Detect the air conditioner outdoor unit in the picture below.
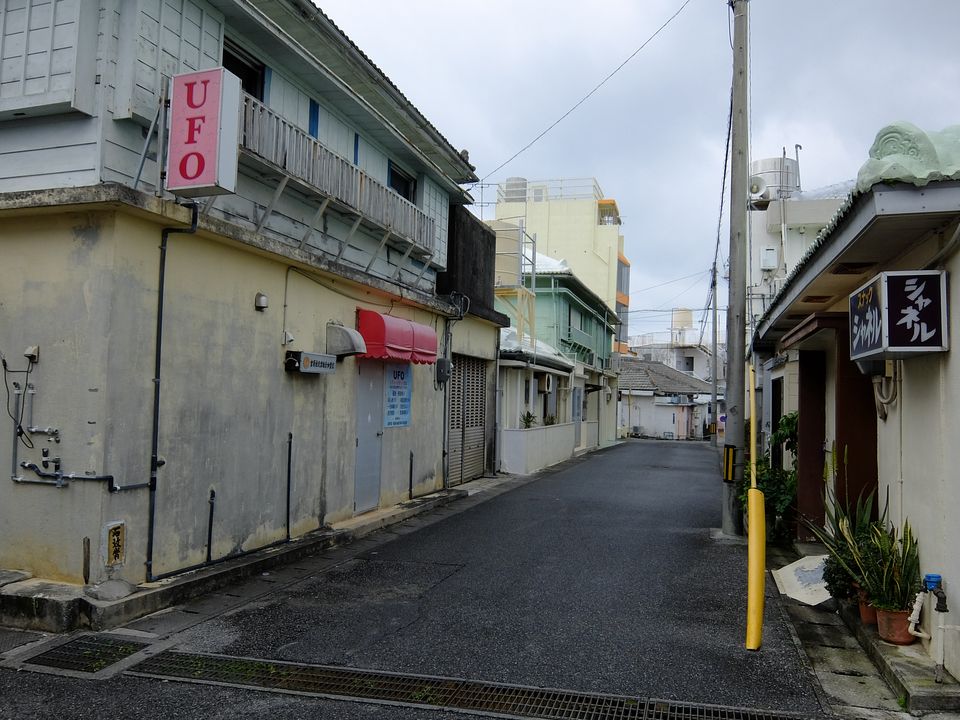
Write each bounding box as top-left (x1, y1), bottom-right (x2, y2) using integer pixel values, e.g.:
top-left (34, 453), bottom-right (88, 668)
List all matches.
top-left (537, 374), bottom-right (554, 393)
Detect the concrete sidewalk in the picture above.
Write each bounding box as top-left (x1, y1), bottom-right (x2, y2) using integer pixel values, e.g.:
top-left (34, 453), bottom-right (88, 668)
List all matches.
top-left (769, 544), bottom-right (960, 718)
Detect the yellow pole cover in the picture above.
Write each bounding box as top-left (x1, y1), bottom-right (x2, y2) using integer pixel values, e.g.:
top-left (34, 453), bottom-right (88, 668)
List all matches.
top-left (745, 364), bottom-right (765, 650)
top-left (745, 487), bottom-right (766, 649)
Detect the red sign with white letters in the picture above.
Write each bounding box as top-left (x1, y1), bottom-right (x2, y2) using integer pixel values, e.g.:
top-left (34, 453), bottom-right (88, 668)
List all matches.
top-left (166, 68), bottom-right (240, 197)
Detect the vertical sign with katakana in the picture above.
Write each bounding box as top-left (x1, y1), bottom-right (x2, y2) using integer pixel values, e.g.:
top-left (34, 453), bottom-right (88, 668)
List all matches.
top-left (886, 271), bottom-right (948, 352)
top-left (384, 363), bottom-right (412, 427)
top-left (850, 274), bottom-right (884, 360)
top-left (849, 270), bottom-right (948, 360)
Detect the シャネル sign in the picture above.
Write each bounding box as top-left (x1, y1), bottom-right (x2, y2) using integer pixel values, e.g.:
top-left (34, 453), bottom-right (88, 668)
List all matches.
top-left (166, 68), bottom-right (241, 197)
top-left (850, 270), bottom-right (949, 361)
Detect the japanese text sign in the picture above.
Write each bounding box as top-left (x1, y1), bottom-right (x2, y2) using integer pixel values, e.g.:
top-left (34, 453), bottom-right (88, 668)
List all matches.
top-left (166, 68), bottom-right (240, 197)
top-left (384, 364), bottom-right (412, 428)
top-left (850, 270), bottom-right (948, 361)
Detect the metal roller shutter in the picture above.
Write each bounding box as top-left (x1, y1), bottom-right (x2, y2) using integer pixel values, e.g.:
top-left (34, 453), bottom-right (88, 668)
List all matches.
top-left (447, 354), bottom-right (486, 486)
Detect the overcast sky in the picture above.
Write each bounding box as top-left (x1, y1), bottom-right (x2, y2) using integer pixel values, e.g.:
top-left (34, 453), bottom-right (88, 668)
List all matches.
top-left (315, 0), bottom-right (960, 341)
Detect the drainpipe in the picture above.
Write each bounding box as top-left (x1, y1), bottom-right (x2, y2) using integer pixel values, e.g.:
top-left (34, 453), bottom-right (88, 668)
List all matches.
top-left (493, 328), bottom-right (501, 473)
top-left (145, 202), bottom-right (199, 582)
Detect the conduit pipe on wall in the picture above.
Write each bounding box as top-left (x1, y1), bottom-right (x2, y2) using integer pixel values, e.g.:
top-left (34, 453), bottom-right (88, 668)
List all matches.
top-left (925, 222), bottom-right (960, 271)
top-left (441, 292), bottom-right (469, 490)
top-left (145, 203), bottom-right (199, 582)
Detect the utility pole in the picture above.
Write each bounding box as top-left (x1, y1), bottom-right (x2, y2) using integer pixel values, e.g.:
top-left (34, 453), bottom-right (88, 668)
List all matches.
top-left (723, 0), bottom-right (749, 536)
top-left (711, 262), bottom-right (719, 449)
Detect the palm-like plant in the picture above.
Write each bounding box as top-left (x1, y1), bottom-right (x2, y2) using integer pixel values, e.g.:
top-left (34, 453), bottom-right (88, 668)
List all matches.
top-left (848, 520), bottom-right (920, 611)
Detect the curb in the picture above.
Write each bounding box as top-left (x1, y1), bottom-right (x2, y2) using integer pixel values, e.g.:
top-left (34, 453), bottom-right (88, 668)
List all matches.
top-left (838, 599), bottom-right (960, 712)
top-left (0, 488), bottom-right (467, 634)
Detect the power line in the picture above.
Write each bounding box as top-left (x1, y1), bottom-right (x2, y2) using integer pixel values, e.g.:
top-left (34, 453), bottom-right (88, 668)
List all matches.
top-left (630, 268), bottom-right (710, 296)
top-left (475, 0), bottom-right (693, 184)
top-left (700, 85), bottom-right (734, 349)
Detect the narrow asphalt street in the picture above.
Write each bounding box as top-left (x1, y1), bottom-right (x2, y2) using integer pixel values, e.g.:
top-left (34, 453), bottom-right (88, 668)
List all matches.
top-left (0, 440), bottom-right (825, 719)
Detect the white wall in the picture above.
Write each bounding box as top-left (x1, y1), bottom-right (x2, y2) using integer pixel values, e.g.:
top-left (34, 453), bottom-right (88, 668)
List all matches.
top-left (501, 424), bottom-right (576, 475)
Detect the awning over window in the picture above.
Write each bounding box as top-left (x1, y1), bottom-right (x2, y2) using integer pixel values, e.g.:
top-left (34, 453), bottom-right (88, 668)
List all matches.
top-left (356, 309), bottom-right (438, 364)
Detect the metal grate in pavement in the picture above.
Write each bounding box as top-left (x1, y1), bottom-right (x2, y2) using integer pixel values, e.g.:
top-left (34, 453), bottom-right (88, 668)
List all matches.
top-left (129, 650), bottom-right (807, 720)
top-left (0, 628), bottom-right (43, 654)
top-left (25, 634), bottom-right (148, 673)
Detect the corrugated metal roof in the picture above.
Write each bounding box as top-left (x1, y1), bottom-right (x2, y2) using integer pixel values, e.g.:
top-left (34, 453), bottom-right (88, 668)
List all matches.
top-left (252, 0), bottom-right (478, 185)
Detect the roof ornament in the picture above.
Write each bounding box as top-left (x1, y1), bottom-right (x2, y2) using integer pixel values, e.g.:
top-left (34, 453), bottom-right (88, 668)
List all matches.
top-left (856, 122), bottom-right (960, 193)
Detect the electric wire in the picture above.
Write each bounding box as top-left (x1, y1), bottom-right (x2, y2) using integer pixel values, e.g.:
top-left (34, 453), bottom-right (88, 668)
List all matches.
top-left (630, 268), bottom-right (710, 296)
top-left (1, 355), bottom-right (35, 449)
top-left (701, 85), bottom-right (734, 350)
top-left (475, 0), bottom-right (693, 185)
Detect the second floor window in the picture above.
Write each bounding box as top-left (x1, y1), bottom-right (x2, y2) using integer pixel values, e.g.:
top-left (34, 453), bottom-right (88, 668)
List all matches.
top-left (388, 162), bottom-right (416, 202)
top-left (223, 37), bottom-right (265, 100)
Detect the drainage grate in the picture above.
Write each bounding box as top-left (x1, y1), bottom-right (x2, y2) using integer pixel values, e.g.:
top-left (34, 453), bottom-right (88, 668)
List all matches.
top-left (26, 634), bottom-right (148, 673)
top-left (130, 651), bottom-right (807, 720)
top-left (0, 628), bottom-right (43, 654)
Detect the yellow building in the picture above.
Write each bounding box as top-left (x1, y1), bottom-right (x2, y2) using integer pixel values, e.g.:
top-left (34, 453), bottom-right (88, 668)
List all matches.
top-left (495, 178), bottom-right (631, 353)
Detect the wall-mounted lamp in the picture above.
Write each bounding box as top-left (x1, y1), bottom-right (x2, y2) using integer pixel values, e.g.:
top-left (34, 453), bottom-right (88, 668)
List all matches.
top-left (254, 292), bottom-right (269, 311)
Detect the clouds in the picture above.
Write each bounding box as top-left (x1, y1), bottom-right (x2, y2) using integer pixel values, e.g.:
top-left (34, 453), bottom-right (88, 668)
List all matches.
top-left (316, 0), bottom-right (960, 339)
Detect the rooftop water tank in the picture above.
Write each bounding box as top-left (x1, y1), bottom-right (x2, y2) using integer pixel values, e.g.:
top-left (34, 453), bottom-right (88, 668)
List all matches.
top-left (503, 177), bottom-right (528, 203)
top-left (749, 157), bottom-right (800, 207)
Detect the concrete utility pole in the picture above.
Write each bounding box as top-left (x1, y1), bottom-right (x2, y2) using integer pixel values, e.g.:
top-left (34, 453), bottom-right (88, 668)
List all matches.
top-left (723, 0), bottom-right (749, 536)
top-left (711, 262), bottom-right (719, 449)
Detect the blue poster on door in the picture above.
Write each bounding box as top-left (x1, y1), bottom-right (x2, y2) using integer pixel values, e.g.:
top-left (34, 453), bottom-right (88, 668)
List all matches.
top-left (384, 363), bottom-right (412, 427)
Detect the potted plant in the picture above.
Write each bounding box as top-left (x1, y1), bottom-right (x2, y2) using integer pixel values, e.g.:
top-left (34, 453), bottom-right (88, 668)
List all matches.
top-left (843, 519), bottom-right (921, 644)
top-left (520, 411), bottom-right (537, 429)
top-left (804, 481), bottom-right (885, 624)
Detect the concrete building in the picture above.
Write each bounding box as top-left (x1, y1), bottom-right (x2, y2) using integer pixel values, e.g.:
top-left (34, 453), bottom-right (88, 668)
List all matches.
top-left (630, 309), bottom-right (726, 384)
top-left (752, 122), bottom-right (960, 683)
top-left (744, 154), bottom-right (848, 446)
top-left (491, 225), bottom-right (618, 472)
top-left (494, 178), bottom-right (631, 353)
top-left (0, 0), bottom-right (503, 591)
top-left (618, 358), bottom-right (711, 440)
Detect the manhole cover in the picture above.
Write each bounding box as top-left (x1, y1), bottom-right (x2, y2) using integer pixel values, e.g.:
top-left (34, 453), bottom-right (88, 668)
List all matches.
top-left (129, 650), bottom-right (808, 720)
top-left (26, 634), bottom-right (148, 673)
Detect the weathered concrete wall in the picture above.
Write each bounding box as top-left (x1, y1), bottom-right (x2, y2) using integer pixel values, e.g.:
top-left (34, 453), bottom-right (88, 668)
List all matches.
top-left (874, 248), bottom-right (960, 683)
top-left (0, 203), bottom-right (446, 584)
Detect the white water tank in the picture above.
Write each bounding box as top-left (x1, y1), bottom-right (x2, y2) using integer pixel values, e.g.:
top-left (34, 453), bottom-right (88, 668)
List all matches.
top-left (749, 157), bottom-right (800, 205)
top-left (503, 177), bottom-right (528, 203)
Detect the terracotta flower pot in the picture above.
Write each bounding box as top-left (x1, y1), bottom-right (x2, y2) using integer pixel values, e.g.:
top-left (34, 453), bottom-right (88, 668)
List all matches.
top-left (856, 587), bottom-right (877, 625)
top-left (876, 608), bottom-right (915, 645)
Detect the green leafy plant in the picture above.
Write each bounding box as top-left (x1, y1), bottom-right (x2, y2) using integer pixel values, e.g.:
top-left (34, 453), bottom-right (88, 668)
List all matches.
top-left (802, 445), bottom-right (888, 601)
top-left (543, 415), bottom-right (557, 426)
top-left (843, 519), bottom-right (921, 611)
top-left (737, 412), bottom-right (799, 543)
top-left (520, 411), bottom-right (537, 429)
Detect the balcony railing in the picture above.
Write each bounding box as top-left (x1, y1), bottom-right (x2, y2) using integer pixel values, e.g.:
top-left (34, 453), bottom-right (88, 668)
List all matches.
top-left (239, 94), bottom-right (435, 256)
top-left (565, 325), bottom-right (593, 348)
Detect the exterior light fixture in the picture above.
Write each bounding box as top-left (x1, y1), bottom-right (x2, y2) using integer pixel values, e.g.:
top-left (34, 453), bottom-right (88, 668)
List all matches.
top-left (254, 292), bottom-right (269, 311)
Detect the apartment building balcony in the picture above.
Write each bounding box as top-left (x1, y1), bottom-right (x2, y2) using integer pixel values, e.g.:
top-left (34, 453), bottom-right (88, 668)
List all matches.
top-left (238, 94), bottom-right (436, 261)
top-left (565, 325), bottom-right (593, 349)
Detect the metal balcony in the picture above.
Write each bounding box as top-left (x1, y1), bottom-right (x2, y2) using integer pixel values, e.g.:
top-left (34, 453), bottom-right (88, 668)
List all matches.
top-left (238, 94), bottom-right (436, 259)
